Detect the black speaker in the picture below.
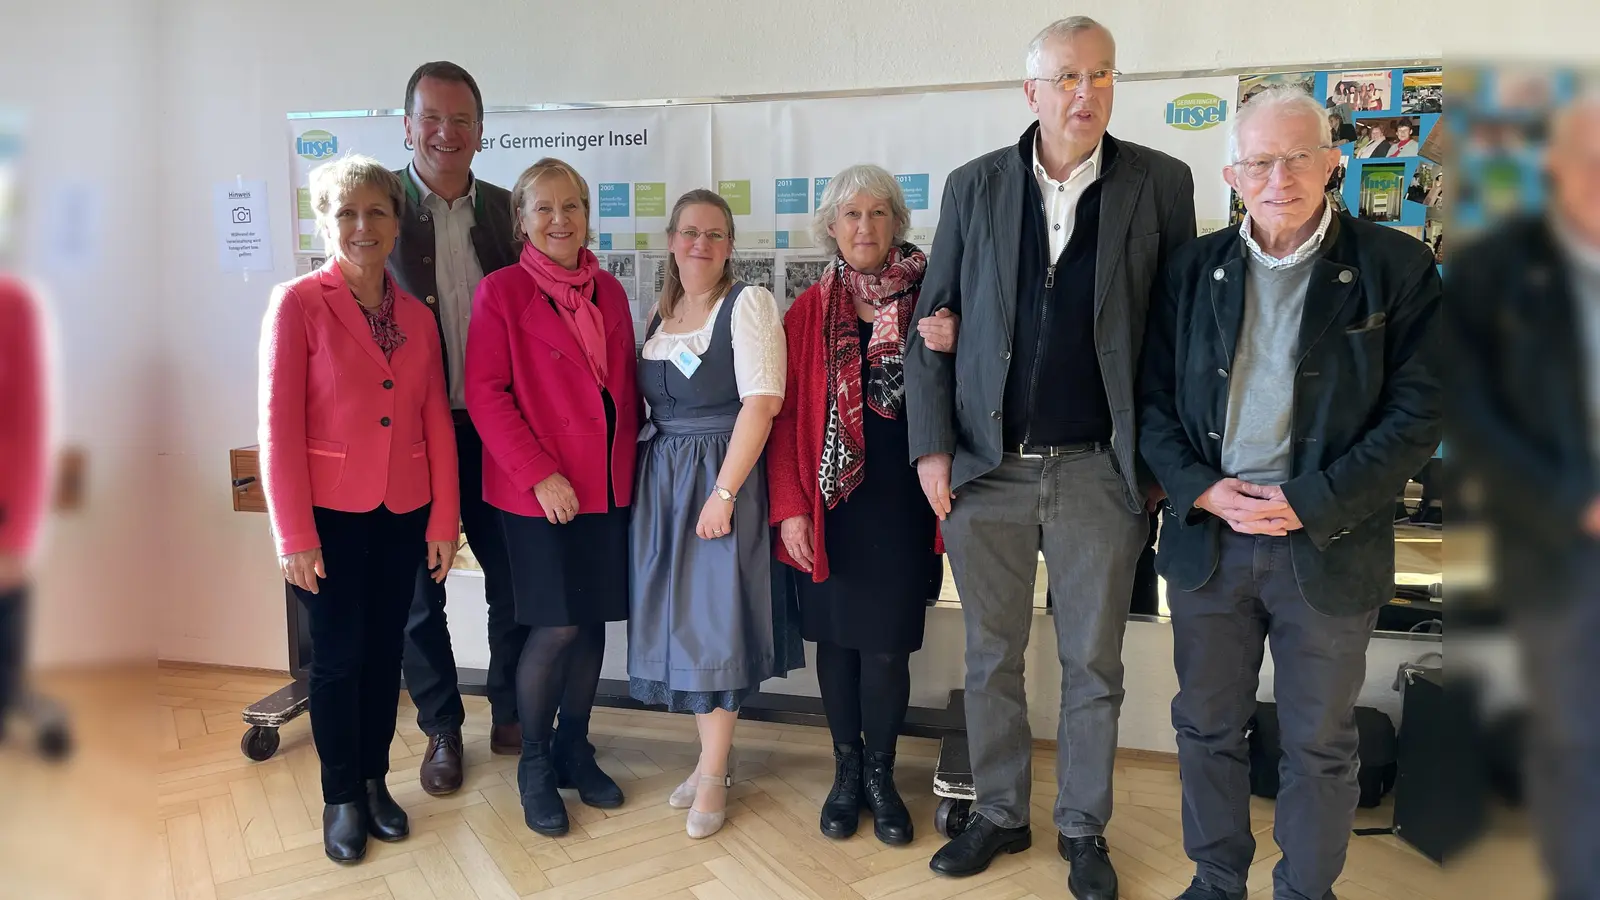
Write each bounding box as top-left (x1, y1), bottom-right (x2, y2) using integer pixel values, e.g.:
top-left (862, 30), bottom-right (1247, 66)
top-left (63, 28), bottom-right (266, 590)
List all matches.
top-left (1391, 667), bottom-right (1484, 863)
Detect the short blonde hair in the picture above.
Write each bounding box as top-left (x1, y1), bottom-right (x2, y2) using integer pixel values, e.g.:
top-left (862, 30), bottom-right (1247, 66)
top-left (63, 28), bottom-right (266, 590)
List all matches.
top-left (511, 157), bottom-right (595, 245)
top-left (810, 164), bottom-right (912, 256)
top-left (308, 154), bottom-right (405, 232)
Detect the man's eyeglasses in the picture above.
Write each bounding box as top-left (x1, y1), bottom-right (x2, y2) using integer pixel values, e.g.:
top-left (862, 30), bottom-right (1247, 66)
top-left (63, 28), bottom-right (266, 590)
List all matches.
top-left (1230, 147), bottom-right (1332, 181)
top-left (1030, 69), bottom-right (1121, 92)
top-left (673, 228), bottom-right (728, 244)
top-left (412, 113), bottom-right (478, 130)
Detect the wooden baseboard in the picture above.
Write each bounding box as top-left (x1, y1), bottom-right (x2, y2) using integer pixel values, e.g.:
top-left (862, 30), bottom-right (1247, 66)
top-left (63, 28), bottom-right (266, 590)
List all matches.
top-left (158, 659), bottom-right (292, 679)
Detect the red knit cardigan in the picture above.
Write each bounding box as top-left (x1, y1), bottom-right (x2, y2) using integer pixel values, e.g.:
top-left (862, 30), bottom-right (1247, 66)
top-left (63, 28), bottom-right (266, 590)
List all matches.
top-left (767, 281), bottom-right (943, 582)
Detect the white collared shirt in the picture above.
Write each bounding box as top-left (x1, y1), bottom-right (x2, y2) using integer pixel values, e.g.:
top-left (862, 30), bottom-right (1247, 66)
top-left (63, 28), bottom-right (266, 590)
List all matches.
top-left (1238, 201), bottom-right (1334, 270)
top-left (1032, 133), bottom-right (1103, 262)
top-left (408, 165), bottom-right (485, 409)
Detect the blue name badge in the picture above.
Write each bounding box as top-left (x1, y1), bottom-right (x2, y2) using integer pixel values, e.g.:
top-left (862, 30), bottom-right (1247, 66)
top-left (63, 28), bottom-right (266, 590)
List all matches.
top-left (670, 342), bottom-right (702, 379)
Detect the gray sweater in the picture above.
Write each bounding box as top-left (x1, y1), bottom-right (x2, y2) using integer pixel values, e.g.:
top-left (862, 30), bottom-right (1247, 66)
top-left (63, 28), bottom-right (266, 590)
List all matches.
top-left (1220, 252), bottom-right (1321, 485)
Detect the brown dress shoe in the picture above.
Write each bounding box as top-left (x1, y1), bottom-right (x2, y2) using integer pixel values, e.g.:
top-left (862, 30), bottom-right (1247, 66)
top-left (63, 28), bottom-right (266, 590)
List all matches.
top-left (490, 722), bottom-right (523, 756)
top-left (419, 731), bottom-right (464, 796)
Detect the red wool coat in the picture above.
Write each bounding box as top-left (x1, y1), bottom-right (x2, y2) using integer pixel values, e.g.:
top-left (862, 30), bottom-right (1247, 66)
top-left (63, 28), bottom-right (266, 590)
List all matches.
top-left (767, 281), bottom-right (942, 582)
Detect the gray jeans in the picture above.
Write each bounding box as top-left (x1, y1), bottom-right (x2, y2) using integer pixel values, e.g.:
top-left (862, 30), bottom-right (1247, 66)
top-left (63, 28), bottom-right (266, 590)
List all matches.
top-left (1170, 530), bottom-right (1377, 900)
top-left (943, 450), bottom-right (1146, 836)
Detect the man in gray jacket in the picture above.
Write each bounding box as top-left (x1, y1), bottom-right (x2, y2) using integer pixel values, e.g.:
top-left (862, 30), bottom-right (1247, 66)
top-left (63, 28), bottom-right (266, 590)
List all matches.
top-left (904, 17), bottom-right (1195, 899)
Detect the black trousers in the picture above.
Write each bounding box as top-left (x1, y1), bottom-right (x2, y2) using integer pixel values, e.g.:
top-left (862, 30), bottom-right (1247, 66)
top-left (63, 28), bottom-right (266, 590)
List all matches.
top-left (1129, 509), bottom-right (1161, 617)
top-left (401, 414), bottom-right (527, 734)
top-left (0, 585), bottom-right (25, 735)
top-left (295, 504), bottom-right (428, 804)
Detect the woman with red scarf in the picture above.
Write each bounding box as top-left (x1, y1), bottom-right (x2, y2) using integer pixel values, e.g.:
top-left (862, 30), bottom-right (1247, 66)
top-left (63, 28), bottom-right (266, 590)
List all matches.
top-left (466, 158), bottom-right (640, 836)
top-left (768, 165), bottom-right (952, 846)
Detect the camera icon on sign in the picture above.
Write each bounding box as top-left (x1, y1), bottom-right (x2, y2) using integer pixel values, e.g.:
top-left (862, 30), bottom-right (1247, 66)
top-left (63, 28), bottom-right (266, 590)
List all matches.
top-left (231, 207), bottom-right (252, 225)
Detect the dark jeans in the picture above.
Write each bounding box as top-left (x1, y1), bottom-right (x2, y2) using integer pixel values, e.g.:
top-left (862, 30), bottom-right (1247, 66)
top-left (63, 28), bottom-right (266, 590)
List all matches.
top-left (1170, 531), bottom-right (1377, 900)
top-left (295, 504), bottom-right (429, 804)
top-left (0, 585), bottom-right (25, 737)
top-left (1513, 554), bottom-right (1600, 900)
top-left (401, 414), bottom-right (527, 734)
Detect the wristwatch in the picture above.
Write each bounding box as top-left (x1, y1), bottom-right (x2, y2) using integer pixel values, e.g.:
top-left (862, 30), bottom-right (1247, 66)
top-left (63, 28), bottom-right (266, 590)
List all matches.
top-left (713, 484), bottom-right (736, 503)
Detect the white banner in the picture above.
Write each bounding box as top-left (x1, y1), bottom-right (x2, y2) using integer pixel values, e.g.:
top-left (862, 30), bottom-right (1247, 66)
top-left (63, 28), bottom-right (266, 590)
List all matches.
top-left (287, 76), bottom-right (1236, 327)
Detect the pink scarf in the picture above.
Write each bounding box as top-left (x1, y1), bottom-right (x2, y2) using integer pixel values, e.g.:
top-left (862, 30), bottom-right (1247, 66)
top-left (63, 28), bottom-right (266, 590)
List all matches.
top-left (520, 243), bottom-right (608, 385)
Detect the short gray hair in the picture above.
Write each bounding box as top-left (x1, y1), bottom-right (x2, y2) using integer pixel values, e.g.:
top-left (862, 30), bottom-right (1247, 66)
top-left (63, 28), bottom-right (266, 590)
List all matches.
top-left (810, 164), bottom-right (912, 256)
top-left (309, 154), bottom-right (405, 229)
top-left (1229, 85), bottom-right (1332, 162)
top-left (1025, 17), bottom-right (1114, 78)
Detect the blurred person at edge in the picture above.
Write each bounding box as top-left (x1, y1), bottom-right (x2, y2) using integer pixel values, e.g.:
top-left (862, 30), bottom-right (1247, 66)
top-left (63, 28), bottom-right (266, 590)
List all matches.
top-left (1140, 87), bottom-right (1441, 900)
top-left (0, 275), bottom-right (47, 742)
top-left (258, 154), bottom-right (460, 864)
top-left (1450, 89), bottom-right (1600, 899)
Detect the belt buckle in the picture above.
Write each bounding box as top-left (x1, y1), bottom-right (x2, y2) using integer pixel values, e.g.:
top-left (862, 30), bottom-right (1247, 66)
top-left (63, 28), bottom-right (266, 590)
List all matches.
top-left (1017, 445), bottom-right (1052, 460)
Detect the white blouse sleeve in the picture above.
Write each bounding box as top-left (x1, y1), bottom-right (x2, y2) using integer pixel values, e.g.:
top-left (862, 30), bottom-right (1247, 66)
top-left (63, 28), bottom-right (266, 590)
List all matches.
top-left (730, 285), bottom-right (787, 399)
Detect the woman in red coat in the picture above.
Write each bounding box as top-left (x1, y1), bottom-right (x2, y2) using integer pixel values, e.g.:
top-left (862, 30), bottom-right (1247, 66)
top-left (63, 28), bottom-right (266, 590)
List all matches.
top-left (466, 157), bottom-right (640, 837)
top-left (258, 155), bottom-right (460, 863)
top-left (0, 276), bottom-right (47, 744)
top-left (767, 164), bottom-right (955, 845)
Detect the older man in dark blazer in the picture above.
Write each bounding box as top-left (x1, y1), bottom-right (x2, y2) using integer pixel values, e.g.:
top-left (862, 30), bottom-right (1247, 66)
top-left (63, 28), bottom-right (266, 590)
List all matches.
top-left (904, 17), bottom-right (1195, 898)
top-left (387, 61), bottom-right (523, 797)
top-left (1140, 87), bottom-right (1439, 900)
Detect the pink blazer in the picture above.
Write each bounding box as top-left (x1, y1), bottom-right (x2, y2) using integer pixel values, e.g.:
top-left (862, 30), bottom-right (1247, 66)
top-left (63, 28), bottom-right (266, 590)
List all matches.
top-left (0, 277), bottom-right (47, 556)
top-left (258, 261), bottom-right (460, 557)
top-left (466, 263), bottom-right (640, 518)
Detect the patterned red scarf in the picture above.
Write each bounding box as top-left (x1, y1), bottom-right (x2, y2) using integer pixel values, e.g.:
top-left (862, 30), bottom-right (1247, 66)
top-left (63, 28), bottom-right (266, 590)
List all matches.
top-left (520, 243), bottom-right (608, 386)
top-left (817, 243), bottom-right (927, 508)
top-left (357, 275), bottom-right (406, 361)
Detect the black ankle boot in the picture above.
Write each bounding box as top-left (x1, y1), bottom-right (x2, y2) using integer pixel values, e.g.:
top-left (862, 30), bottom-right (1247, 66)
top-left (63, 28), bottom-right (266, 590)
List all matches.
top-left (322, 801), bottom-right (367, 863)
top-left (364, 779), bottom-right (409, 841)
top-left (863, 750), bottom-right (912, 845)
top-left (517, 739), bottom-right (570, 836)
top-left (819, 741), bottom-right (864, 839)
top-left (552, 727), bottom-right (624, 809)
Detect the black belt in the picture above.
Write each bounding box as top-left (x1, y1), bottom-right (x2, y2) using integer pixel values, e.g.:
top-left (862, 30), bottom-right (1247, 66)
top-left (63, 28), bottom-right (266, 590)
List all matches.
top-left (1013, 440), bottom-right (1110, 459)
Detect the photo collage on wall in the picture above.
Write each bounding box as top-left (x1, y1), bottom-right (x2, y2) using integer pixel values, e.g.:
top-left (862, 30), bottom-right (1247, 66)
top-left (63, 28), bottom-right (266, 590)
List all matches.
top-left (1233, 66), bottom-right (1443, 267)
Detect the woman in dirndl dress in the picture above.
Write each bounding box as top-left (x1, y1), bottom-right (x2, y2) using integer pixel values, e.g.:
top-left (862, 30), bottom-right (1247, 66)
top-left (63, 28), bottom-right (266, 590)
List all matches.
top-left (629, 189), bottom-right (796, 839)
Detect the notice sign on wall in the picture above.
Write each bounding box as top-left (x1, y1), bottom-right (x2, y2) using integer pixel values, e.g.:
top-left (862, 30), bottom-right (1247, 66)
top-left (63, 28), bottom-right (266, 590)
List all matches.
top-left (214, 179), bottom-right (273, 272)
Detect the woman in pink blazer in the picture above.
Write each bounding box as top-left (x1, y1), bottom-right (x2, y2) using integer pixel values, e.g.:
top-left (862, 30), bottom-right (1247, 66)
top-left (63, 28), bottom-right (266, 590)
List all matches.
top-left (466, 157), bottom-right (640, 836)
top-left (0, 276), bottom-right (47, 739)
top-left (258, 155), bottom-right (460, 864)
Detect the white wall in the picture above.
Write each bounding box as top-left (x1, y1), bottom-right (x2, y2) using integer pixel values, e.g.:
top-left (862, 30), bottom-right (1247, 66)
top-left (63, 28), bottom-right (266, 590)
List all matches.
top-left (107, 0), bottom-right (1442, 745)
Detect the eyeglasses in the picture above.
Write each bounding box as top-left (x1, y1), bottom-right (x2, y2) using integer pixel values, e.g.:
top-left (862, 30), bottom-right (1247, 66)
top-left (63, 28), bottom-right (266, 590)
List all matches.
top-left (1031, 69), bottom-right (1121, 92)
top-left (412, 112), bottom-right (478, 130)
top-left (673, 228), bottom-right (728, 244)
top-left (1230, 147), bottom-right (1332, 181)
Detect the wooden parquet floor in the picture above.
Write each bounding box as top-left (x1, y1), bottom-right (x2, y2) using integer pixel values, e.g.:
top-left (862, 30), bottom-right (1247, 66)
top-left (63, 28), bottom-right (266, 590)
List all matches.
top-left (145, 663), bottom-right (1490, 900)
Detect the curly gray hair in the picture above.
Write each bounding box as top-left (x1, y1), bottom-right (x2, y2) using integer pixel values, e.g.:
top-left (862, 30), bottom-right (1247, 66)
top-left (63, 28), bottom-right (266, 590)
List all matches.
top-left (810, 164), bottom-right (912, 256)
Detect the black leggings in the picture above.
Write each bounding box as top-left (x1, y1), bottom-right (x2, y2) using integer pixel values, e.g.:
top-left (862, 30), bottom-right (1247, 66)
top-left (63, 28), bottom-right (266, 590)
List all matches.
top-left (814, 640), bottom-right (911, 753)
top-left (515, 623), bottom-right (607, 744)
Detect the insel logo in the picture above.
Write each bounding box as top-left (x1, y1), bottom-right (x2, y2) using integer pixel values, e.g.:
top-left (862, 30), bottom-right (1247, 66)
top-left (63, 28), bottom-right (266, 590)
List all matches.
top-left (1166, 93), bottom-right (1228, 131)
top-left (296, 129), bottom-right (338, 160)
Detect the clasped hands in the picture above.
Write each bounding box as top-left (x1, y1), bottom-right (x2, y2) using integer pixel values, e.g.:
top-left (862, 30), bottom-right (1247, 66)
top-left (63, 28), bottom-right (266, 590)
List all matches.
top-left (1196, 478), bottom-right (1303, 536)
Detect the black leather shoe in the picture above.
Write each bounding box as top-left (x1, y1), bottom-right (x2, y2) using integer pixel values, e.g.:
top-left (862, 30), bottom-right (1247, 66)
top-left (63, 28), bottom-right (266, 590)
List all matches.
top-left (364, 779), bottom-right (409, 841)
top-left (518, 739), bottom-right (570, 836)
top-left (819, 741), bottom-right (864, 839)
top-left (322, 802), bottom-right (368, 863)
top-left (1175, 876), bottom-right (1244, 900)
top-left (929, 814), bottom-right (1032, 876)
top-left (1058, 834), bottom-right (1118, 899)
top-left (863, 750), bottom-right (912, 845)
top-left (552, 728), bottom-right (624, 809)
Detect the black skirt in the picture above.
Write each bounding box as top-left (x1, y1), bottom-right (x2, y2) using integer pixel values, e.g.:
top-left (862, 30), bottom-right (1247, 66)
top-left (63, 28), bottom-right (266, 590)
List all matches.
top-left (500, 387), bottom-right (630, 628)
top-left (795, 322), bottom-right (940, 654)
